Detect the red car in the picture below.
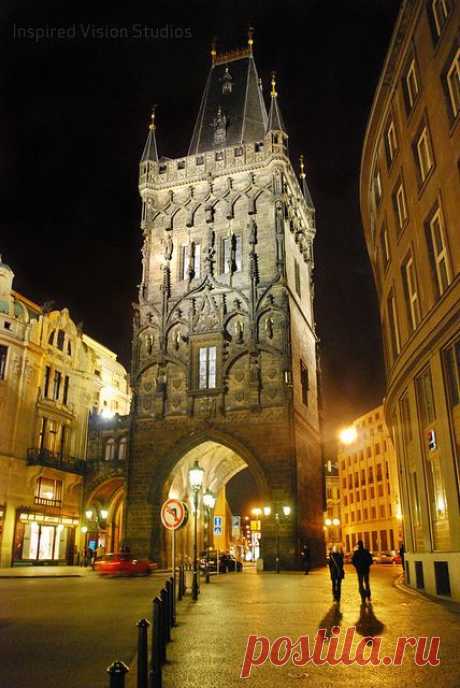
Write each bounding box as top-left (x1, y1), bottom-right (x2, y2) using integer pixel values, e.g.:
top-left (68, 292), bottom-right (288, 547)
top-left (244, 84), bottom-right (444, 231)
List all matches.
top-left (94, 553), bottom-right (158, 576)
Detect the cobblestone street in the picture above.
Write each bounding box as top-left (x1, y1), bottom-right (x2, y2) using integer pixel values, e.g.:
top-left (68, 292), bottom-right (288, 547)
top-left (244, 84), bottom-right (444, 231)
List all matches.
top-left (164, 565), bottom-right (460, 688)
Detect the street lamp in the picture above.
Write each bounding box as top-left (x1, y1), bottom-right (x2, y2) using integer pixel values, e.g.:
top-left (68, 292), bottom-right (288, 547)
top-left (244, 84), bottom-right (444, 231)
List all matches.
top-left (203, 491), bottom-right (216, 583)
top-left (188, 460), bottom-right (204, 601)
top-left (99, 508), bottom-right (109, 520)
top-left (85, 509), bottom-right (93, 520)
top-left (339, 426), bottom-right (357, 445)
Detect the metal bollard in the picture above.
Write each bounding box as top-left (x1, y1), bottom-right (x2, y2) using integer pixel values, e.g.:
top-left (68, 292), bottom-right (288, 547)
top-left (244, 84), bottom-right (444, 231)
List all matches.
top-left (166, 578), bottom-right (174, 628)
top-left (170, 575), bottom-right (176, 626)
top-left (136, 618), bottom-right (150, 688)
top-left (107, 660), bottom-right (129, 688)
top-left (150, 597), bottom-right (162, 687)
top-left (161, 587), bottom-right (171, 643)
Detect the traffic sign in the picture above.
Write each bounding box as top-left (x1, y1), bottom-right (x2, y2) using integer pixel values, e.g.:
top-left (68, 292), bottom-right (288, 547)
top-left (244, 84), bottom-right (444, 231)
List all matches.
top-left (161, 499), bottom-right (188, 531)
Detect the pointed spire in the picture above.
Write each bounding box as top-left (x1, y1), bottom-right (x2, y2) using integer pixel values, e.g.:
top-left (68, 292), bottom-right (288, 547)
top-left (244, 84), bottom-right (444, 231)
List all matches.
top-left (299, 154), bottom-right (314, 209)
top-left (141, 106), bottom-right (158, 163)
top-left (267, 72), bottom-right (286, 134)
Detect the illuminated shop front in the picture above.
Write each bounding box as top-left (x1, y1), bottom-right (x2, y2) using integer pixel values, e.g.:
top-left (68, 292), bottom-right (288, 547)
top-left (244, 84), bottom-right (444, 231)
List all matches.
top-left (13, 511), bottom-right (79, 565)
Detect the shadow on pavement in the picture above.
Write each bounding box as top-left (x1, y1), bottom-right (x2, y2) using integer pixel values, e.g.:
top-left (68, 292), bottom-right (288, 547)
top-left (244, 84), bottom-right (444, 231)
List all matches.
top-left (354, 602), bottom-right (385, 638)
top-left (318, 603), bottom-right (343, 637)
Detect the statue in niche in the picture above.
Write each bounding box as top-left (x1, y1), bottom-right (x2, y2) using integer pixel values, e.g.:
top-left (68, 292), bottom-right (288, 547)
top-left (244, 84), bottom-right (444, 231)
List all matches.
top-left (143, 333), bottom-right (153, 357)
top-left (211, 106), bottom-right (228, 146)
top-left (265, 317), bottom-right (274, 340)
top-left (173, 330), bottom-right (181, 351)
top-left (236, 319), bottom-right (244, 344)
top-left (248, 218), bottom-right (257, 246)
top-left (163, 233), bottom-right (173, 261)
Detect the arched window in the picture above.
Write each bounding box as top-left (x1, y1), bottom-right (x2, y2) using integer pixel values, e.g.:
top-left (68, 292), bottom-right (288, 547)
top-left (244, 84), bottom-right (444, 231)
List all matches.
top-left (118, 437), bottom-right (128, 460)
top-left (57, 330), bottom-right (65, 351)
top-left (48, 330), bottom-right (55, 345)
top-left (104, 438), bottom-right (115, 461)
top-left (67, 340), bottom-right (72, 356)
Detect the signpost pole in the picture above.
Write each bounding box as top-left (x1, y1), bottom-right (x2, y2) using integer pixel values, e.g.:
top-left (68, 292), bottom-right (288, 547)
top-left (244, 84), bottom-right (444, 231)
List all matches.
top-left (171, 527), bottom-right (176, 625)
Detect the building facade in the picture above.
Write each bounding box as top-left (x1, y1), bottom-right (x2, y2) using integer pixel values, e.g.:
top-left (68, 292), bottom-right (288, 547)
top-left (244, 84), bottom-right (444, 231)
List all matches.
top-left (338, 406), bottom-right (403, 556)
top-left (323, 460), bottom-right (341, 552)
top-left (0, 257), bottom-right (130, 566)
top-left (126, 35), bottom-right (323, 569)
top-left (360, 0), bottom-right (460, 599)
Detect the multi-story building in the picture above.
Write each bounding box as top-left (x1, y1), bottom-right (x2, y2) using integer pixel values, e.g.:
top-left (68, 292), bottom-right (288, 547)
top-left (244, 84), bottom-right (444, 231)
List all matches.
top-left (0, 256), bottom-right (130, 566)
top-left (323, 460), bottom-right (341, 551)
top-left (126, 33), bottom-right (323, 569)
top-left (360, 0), bottom-right (460, 600)
top-left (338, 405), bottom-right (403, 556)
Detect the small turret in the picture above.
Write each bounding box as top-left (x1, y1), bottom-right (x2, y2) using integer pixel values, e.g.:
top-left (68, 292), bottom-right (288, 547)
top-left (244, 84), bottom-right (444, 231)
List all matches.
top-left (141, 107), bottom-right (158, 163)
top-left (266, 72), bottom-right (288, 152)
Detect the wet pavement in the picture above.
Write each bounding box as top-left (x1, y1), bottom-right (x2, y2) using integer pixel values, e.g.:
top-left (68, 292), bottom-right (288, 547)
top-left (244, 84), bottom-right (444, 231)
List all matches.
top-left (163, 564), bottom-right (460, 688)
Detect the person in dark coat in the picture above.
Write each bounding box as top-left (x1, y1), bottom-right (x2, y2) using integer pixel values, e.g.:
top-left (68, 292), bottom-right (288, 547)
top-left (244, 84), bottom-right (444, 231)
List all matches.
top-left (328, 546), bottom-right (345, 602)
top-left (301, 544), bottom-right (311, 575)
top-left (399, 542), bottom-right (405, 570)
top-left (351, 540), bottom-right (373, 603)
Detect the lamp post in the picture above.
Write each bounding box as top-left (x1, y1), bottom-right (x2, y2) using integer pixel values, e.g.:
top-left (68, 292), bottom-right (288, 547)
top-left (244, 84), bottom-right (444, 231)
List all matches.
top-left (203, 491), bottom-right (216, 583)
top-left (188, 460), bottom-right (204, 601)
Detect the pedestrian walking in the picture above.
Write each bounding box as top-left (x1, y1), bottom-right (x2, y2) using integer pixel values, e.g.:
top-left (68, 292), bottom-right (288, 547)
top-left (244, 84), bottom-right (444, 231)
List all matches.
top-left (327, 546), bottom-right (344, 602)
top-left (399, 542), bottom-right (405, 570)
top-left (301, 544), bottom-right (311, 575)
top-left (351, 540), bottom-right (373, 603)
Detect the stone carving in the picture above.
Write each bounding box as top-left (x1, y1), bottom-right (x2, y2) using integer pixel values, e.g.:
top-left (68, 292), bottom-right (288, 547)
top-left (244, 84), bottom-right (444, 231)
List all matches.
top-left (211, 106), bottom-right (228, 146)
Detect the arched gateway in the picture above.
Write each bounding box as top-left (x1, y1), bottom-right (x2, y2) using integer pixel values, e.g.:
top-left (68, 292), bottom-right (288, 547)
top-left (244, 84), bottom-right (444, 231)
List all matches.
top-left (126, 37), bottom-right (323, 569)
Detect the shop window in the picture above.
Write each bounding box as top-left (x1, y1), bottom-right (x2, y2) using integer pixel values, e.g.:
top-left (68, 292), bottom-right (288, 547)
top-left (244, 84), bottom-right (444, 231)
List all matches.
top-left (434, 561), bottom-right (451, 596)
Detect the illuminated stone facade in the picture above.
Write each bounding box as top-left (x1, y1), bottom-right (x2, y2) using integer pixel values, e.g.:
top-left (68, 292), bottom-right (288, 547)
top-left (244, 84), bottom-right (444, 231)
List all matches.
top-left (360, 0), bottom-right (460, 598)
top-left (0, 257), bottom-right (130, 566)
top-left (337, 406), bottom-right (402, 556)
top-left (126, 41), bottom-right (323, 568)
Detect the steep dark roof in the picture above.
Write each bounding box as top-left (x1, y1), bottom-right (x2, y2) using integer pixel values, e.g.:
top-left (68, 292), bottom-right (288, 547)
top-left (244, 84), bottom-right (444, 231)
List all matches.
top-left (141, 125), bottom-right (158, 162)
top-left (267, 93), bottom-right (286, 133)
top-left (188, 55), bottom-right (268, 155)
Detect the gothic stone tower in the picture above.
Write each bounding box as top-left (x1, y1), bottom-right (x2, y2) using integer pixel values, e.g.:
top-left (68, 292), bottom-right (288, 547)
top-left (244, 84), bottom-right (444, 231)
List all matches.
top-left (126, 36), bottom-right (323, 569)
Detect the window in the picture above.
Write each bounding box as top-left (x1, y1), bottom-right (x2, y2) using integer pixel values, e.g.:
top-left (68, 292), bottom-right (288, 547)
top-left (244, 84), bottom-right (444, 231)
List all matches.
top-left (387, 290), bottom-right (401, 360)
top-left (371, 507), bottom-right (376, 519)
top-left (377, 464), bottom-right (383, 481)
top-left (393, 181), bottom-right (408, 231)
top-left (182, 243), bottom-right (200, 280)
top-left (380, 224), bottom-right (391, 271)
top-left (372, 166), bottom-right (382, 208)
top-left (445, 49), bottom-right (460, 119)
top-left (416, 367), bottom-right (436, 427)
top-left (361, 469), bottom-right (366, 485)
top-left (199, 346), bottom-right (217, 390)
top-left (404, 59), bottom-right (420, 112)
top-left (105, 438), bottom-right (115, 461)
top-left (444, 339), bottom-right (460, 407)
top-left (385, 119), bottom-right (398, 166)
top-left (401, 254), bottom-right (422, 331)
top-left (48, 330), bottom-right (55, 345)
top-left (293, 259), bottom-right (301, 297)
top-left (432, 0), bottom-right (450, 36)
top-left (300, 360), bottom-right (309, 406)
top-left (193, 243), bottom-right (201, 278)
top-left (56, 330), bottom-right (65, 351)
top-left (0, 345), bottom-right (8, 379)
top-left (379, 505), bottom-right (386, 518)
top-left (223, 235), bottom-right (242, 274)
top-left (426, 207), bottom-right (452, 297)
top-left (35, 477), bottom-right (62, 507)
top-left (63, 376), bottom-right (70, 406)
top-left (414, 126), bottom-right (434, 184)
top-left (53, 371), bottom-right (62, 401)
top-left (368, 466), bottom-right (374, 483)
top-left (118, 437), bottom-right (128, 460)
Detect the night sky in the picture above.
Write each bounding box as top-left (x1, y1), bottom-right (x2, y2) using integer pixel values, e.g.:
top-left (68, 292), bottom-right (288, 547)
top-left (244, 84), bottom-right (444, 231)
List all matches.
top-left (3, 1), bottom-right (401, 510)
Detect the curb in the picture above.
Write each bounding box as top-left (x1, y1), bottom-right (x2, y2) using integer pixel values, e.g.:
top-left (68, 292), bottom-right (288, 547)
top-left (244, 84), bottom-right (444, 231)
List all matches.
top-left (393, 572), bottom-right (460, 614)
top-left (0, 574), bottom-right (83, 579)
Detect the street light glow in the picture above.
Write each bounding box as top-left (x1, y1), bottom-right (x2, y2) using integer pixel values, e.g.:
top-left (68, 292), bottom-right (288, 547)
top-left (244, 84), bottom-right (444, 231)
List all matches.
top-left (251, 507), bottom-right (262, 517)
top-left (282, 506), bottom-right (291, 516)
top-left (188, 460), bottom-right (204, 491)
top-left (81, 526), bottom-right (88, 534)
top-left (324, 518), bottom-right (332, 526)
top-left (339, 426), bottom-right (357, 445)
top-left (332, 518), bottom-right (340, 526)
top-left (263, 506), bottom-right (271, 517)
top-left (203, 491), bottom-right (216, 509)
top-left (100, 509), bottom-right (109, 520)
top-left (85, 509), bottom-right (93, 520)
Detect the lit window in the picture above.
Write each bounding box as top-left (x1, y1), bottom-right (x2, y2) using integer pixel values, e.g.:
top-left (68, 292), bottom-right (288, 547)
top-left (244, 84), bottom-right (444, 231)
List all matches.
top-left (0, 345), bottom-right (8, 380)
top-left (405, 59), bottom-right (420, 110)
top-left (199, 346), bottom-right (217, 390)
top-left (393, 182), bottom-right (408, 231)
top-left (387, 290), bottom-right (401, 359)
top-left (380, 224), bottom-right (390, 271)
top-left (35, 477), bottom-right (62, 506)
top-left (415, 127), bottom-right (434, 183)
top-left (402, 254), bottom-right (422, 331)
top-left (432, 0), bottom-right (449, 36)
top-left (105, 438), bottom-right (115, 461)
top-left (427, 208), bottom-right (452, 297)
top-left (385, 120), bottom-right (398, 165)
top-left (372, 166), bottom-right (382, 207)
top-left (446, 49), bottom-right (460, 119)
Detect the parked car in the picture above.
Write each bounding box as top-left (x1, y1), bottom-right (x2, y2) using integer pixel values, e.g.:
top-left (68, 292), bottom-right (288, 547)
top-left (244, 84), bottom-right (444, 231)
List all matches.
top-left (375, 551), bottom-right (401, 565)
top-left (94, 553), bottom-right (158, 576)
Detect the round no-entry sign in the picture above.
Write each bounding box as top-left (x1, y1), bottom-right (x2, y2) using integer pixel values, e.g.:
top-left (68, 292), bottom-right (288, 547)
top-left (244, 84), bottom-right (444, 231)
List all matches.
top-left (160, 498), bottom-right (187, 531)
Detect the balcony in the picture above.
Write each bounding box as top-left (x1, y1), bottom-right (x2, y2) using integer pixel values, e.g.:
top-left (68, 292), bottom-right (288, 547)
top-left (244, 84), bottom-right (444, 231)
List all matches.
top-left (27, 448), bottom-right (86, 475)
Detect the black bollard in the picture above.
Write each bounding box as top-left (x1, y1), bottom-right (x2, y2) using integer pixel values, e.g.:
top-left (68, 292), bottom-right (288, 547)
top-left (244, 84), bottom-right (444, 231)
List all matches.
top-left (158, 593), bottom-right (166, 663)
top-left (161, 587), bottom-right (171, 643)
top-left (107, 660), bottom-right (129, 688)
top-left (136, 618), bottom-right (150, 688)
top-left (178, 565), bottom-right (183, 601)
top-left (150, 597), bottom-right (162, 687)
top-left (167, 578), bottom-right (175, 628)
